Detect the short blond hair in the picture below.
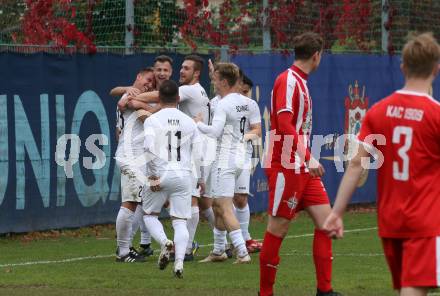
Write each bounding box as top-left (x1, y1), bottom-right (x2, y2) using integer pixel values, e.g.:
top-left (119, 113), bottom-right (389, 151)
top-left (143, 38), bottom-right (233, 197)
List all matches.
top-left (402, 32), bottom-right (440, 79)
top-left (214, 62), bottom-right (240, 87)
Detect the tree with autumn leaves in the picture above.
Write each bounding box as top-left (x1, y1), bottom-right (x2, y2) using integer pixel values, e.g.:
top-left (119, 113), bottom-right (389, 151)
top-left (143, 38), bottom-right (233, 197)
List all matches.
top-left (12, 0), bottom-right (96, 53)
top-left (4, 0), bottom-right (438, 54)
top-left (178, 0), bottom-right (377, 52)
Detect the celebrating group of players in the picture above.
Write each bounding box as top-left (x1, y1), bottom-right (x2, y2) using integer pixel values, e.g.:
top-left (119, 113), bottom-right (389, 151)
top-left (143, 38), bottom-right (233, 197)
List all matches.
top-left (111, 30), bottom-right (440, 296)
top-left (112, 54), bottom-right (263, 278)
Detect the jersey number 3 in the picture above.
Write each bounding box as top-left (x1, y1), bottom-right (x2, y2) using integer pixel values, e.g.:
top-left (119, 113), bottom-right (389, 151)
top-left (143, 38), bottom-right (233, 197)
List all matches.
top-left (392, 126), bottom-right (413, 181)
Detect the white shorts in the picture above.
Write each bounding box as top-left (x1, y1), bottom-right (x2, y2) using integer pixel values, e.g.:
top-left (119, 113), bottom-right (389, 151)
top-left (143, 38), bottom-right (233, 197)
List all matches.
top-left (191, 164), bottom-right (213, 198)
top-left (211, 165), bottom-right (250, 198)
top-left (120, 167), bottom-right (145, 203)
top-left (142, 171), bottom-right (192, 219)
top-left (235, 168), bottom-right (250, 194)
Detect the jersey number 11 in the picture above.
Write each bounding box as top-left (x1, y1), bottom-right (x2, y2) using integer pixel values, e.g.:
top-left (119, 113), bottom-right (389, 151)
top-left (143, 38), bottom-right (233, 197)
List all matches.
top-left (166, 131), bottom-right (181, 161)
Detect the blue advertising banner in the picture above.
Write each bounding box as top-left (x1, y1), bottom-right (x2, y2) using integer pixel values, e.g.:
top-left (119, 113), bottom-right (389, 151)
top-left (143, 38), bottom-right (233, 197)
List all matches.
top-left (232, 53), bottom-right (440, 212)
top-left (1, 52), bottom-right (439, 233)
top-left (0, 52), bottom-right (212, 233)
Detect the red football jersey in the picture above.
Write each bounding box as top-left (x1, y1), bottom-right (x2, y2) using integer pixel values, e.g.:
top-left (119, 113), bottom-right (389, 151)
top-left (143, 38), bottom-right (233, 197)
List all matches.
top-left (268, 65), bottom-right (312, 172)
top-left (358, 90), bottom-right (440, 238)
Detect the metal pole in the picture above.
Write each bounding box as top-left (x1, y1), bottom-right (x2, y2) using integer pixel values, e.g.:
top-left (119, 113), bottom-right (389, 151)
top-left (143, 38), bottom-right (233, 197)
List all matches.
top-left (125, 0), bottom-right (134, 55)
top-left (262, 0), bottom-right (271, 51)
top-left (381, 0), bottom-right (389, 53)
top-left (220, 45), bottom-right (229, 62)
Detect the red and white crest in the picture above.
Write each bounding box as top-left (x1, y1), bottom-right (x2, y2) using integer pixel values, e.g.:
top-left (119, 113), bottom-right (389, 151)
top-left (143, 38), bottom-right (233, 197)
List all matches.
top-left (344, 80), bottom-right (369, 136)
top-left (344, 81), bottom-right (369, 186)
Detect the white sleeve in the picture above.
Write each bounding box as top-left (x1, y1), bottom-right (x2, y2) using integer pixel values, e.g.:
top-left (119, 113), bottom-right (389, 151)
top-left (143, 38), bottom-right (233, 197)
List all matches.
top-left (249, 100), bottom-right (261, 125)
top-left (116, 108), bottom-right (122, 129)
top-left (191, 127), bottom-right (204, 179)
top-left (143, 118), bottom-right (160, 176)
top-left (116, 94), bottom-right (128, 129)
top-left (179, 85), bottom-right (193, 103)
top-left (197, 103), bottom-right (226, 138)
top-left (143, 119), bottom-right (156, 151)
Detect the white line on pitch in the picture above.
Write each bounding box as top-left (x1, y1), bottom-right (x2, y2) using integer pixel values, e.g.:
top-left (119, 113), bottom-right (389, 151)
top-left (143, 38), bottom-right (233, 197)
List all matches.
top-left (0, 226), bottom-right (377, 268)
top-left (281, 252), bottom-right (383, 257)
top-left (0, 254), bottom-right (114, 268)
top-left (197, 226), bottom-right (378, 248)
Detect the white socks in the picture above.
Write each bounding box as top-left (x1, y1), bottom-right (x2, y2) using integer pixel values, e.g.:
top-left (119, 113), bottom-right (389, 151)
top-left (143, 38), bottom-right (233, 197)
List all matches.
top-left (173, 219), bottom-right (189, 263)
top-left (142, 216), bottom-right (189, 265)
top-left (213, 227), bottom-right (227, 254)
top-left (138, 207), bottom-right (152, 246)
top-left (229, 229), bottom-right (248, 257)
top-left (235, 204), bottom-right (251, 241)
top-left (116, 206), bottom-right (134, 256)
top-left (202, 207), bottom-right (215, 229)
top-left (140, 220), bottom-right (152, 246)
top-left (130, 205), bottom-right (151, 247)
top-left (143, 215), bottom-right (168, 247)
top-left (186, 206), bottom-right (200, 254)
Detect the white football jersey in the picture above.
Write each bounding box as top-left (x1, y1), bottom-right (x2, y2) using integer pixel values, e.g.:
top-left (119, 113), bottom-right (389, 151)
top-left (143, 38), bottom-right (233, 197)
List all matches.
top-left (115, 94), bottom-right (145, 164)
top-left (197, 95), bottom-right (220, 166)
top-left (143, 107), bottom-right (202, 175)
top-left (179, 83), bottom-right (210, 124)
top-left (209, 95), bottom-right (221, 125)
top-left (241, 94), bottom-right (261, 155)
top-left (197, 93), bottom-right (260, 167)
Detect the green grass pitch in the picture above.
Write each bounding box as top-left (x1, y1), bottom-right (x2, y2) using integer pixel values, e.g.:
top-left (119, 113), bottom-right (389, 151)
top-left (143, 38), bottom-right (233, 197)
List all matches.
top-left (1, 211), bottom-right (436, 296)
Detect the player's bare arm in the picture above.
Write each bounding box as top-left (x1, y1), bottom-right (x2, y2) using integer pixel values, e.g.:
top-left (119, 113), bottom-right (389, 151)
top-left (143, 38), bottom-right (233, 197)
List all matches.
top-left (126, 97), bottom-right (151, 111)
top-left (133, 91), bottom-right (160, 104)
top-left (323, 144), bottom-right (370, 238)
top-left (243, 123), bottom-right (262, 142)
top-left (117, 95), bottom-right (129, 112)
top-left (208, 59), bottom-right (215, 79)
top-left (193, 112), bottom-right (203, 123)
top-left (307, 157), bottom-right (326, 178)
top-left (136, 105), bottom-right (161, 122)
top-left (118, 91), bottom-right (159, 111)
top-left (109, 86), bottom-right (141, 97)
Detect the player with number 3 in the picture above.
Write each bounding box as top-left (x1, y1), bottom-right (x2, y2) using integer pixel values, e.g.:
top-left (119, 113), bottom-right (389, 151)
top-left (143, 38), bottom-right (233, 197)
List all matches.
top-left (323, 32), bottom-right (440, 296)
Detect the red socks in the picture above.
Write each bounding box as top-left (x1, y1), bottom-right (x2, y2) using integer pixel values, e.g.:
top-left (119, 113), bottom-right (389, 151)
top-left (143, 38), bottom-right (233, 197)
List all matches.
top-left (313, 229), bottom-right (333, 292)
top-left (259, 229), bottom-right (333, 295)
top-left (259, 231), bottom-right (283, 296)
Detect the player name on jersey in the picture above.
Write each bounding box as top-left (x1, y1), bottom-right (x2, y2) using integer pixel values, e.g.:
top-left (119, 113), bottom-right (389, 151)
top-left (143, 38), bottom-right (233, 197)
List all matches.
top-left (168, 119), bottom-right (180, 126)
top-left (386, 105), bottom-right (424, 121)
top-left (236, 105), bottom-right (249, 112)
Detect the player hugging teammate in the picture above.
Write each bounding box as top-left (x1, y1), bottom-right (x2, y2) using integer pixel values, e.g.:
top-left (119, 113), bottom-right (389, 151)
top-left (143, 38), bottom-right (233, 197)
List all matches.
top-left (110, 54), bottom-right (263, 277)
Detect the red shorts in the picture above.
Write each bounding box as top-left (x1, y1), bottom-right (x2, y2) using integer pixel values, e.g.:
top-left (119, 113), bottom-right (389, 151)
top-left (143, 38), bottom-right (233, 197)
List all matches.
top-left (265, 169), bottom-right (330, 220)
top-left (382, 236), bottom-right (440, 289)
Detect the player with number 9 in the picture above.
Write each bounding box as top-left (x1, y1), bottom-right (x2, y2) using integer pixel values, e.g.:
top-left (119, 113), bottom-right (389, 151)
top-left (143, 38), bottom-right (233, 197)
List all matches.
top-left (195, 63), bottom-right (261, 264)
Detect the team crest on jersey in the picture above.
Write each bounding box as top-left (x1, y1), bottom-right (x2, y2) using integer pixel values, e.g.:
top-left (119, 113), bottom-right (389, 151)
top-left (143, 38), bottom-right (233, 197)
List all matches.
top-left (344, 80), bottom-right (369, 187)
top-left (284, 193), bottom-right (298, 211)
top-left (286, 197), bottom-right (298, 209)
top-left (302, 110), bottom-right (312, 133)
